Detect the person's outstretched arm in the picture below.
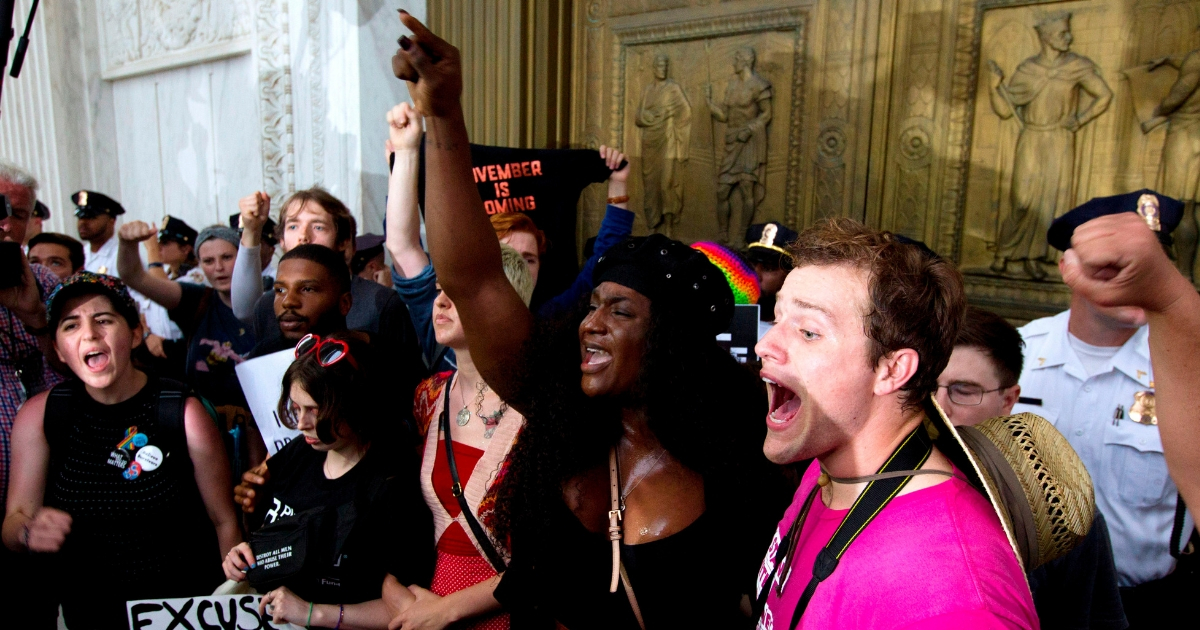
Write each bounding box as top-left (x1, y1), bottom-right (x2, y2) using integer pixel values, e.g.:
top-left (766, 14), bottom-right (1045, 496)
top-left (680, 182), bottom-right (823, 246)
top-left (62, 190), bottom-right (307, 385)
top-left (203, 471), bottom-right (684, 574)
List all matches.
top-left (1061, 212), bottom-right (1200, 512)
top-left (117, 221), bottom-right (182, 310)
top-left (232, 192), bottom-right (270, 321)
top-left (385, 102), bottom-right (431, 279)
top-left (393, 11), bottom-right (531, 402)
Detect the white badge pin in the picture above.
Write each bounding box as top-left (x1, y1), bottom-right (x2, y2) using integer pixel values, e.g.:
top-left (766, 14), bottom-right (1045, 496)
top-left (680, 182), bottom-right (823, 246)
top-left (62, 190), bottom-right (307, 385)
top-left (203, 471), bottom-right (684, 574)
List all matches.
top-left (135, 445), bottom-right (164, 471)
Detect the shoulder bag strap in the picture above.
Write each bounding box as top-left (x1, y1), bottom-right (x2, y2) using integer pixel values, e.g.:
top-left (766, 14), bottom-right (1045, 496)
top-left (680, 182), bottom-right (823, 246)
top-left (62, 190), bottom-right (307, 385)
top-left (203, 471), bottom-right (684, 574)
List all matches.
top-left (608, 447), bottom-right (646, 630)
top-left (440, 381), bottom-right (508, 573)
top-left (774, 425), bottom-right (936, 630)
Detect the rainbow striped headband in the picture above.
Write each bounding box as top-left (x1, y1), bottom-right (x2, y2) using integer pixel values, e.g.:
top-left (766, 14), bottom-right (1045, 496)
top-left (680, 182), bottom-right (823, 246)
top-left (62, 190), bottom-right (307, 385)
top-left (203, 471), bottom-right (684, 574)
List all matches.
top-left (691, 241), bottom-right (760, 305)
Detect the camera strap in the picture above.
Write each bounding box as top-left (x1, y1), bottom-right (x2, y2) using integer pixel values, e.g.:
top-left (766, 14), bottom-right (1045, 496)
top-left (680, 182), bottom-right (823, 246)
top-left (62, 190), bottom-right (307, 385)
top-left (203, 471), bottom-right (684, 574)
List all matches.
top-left (756, 424), bottom-right (935, 630)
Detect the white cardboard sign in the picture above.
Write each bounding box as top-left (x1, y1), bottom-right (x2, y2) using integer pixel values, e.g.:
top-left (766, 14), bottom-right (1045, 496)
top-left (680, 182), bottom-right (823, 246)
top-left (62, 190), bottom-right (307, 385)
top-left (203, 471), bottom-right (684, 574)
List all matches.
top-left (127, 594), bottom-right (302, 630)
top-left (234, 349), bottom-right (300, 455)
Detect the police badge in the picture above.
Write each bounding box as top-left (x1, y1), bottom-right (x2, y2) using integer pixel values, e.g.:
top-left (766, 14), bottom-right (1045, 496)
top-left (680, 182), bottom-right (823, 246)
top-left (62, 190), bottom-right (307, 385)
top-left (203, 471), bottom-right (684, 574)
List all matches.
top-left (1129, 390), bottom-right (1157, 425)
top-left (1136, 194), bottom-right (1162, 232)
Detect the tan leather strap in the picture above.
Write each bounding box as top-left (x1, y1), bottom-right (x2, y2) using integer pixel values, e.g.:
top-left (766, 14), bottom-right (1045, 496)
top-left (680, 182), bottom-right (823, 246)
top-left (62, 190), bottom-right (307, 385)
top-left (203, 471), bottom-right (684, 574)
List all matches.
top-left (619, 561), bottom-right (646, 630)
top-left (609, 447), bottom-right (646, 629)
top-left (608, 447), bottom-right (622, 593)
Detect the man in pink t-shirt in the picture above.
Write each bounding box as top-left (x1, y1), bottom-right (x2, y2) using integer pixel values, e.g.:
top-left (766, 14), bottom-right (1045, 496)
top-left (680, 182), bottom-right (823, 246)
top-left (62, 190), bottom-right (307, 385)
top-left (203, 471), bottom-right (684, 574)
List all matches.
top-left (753, 220), bottom-right (1038, 630)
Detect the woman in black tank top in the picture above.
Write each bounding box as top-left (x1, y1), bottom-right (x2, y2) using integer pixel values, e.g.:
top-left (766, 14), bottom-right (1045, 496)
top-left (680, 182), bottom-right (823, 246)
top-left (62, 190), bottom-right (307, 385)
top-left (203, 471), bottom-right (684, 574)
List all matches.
top-left (2, 273), bottom-right (241, 630)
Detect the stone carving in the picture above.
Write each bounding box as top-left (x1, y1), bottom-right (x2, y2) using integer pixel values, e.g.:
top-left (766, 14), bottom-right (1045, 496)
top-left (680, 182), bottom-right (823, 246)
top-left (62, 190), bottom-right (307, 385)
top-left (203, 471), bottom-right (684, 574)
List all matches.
top-left (600, 7), bottom-right (805, 246)
top-left (99, 0), bottom-right (254, 79)
top-left (635, 54), bottom-right (692, 237)
top-left (307, 0), bottom-right (325, 185)
top-left (985, 12), bottom-right (1111, 281)
top-left (705, 47), bottom-right (772, 248)
top-left (255, 0), bottom-right (296, 214)
top-left (1138, 45), bottom-right (1200, 281)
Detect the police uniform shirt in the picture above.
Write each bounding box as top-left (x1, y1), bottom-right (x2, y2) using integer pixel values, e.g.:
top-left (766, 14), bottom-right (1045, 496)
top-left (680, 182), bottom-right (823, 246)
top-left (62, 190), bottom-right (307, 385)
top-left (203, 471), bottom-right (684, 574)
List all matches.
top-left (1012, 310), bottom-right (1194, 587)
top-left (83, 236), bottom-right (183, 341)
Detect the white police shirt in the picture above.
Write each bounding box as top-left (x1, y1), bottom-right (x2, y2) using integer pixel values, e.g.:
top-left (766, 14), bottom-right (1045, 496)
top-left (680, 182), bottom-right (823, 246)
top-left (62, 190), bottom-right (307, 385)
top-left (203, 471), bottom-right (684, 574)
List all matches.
top-left (84, 235), bottom-right (183, 341)
top-left (1013, 310), bottom-right (1193, 587)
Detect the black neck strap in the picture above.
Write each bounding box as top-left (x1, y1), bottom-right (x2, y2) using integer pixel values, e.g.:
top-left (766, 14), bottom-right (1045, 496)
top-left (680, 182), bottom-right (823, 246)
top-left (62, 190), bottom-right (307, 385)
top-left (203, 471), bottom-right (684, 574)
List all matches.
top-left (440, 379), bottom-right (508, 573)
top-left (756, 424), bottom-right (935, 630)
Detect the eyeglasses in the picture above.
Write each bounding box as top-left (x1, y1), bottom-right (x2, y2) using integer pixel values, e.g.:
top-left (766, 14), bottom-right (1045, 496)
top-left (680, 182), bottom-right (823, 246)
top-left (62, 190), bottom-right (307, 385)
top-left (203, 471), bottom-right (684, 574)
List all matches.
top-left (294, 333), bottom-right (357, 369)
top-left (937, 382), bottom-right (1009, 406)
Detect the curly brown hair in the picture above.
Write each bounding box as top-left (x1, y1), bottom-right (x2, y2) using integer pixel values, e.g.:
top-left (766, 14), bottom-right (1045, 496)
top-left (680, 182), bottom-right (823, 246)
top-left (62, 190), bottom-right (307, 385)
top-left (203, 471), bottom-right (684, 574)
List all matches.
top-left (788, 218), bottom-right (966, 410)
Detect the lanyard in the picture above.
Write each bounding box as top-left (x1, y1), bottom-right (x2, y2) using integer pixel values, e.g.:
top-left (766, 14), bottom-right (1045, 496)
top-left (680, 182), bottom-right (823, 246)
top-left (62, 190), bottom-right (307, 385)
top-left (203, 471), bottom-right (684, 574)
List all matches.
top-left (756, 424), bottom-right (935, 630)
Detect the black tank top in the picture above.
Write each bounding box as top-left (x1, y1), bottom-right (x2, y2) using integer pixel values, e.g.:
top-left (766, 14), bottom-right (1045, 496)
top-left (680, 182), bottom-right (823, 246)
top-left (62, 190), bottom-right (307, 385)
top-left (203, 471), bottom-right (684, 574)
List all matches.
top-left (43, 376), bottom-right (222, 629)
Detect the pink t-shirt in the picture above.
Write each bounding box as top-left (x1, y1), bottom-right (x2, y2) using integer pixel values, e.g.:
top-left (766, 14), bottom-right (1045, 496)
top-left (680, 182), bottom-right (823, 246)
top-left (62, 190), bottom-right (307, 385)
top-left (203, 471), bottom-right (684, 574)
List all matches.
top-left (755, 461), bottom-right (1038, 630)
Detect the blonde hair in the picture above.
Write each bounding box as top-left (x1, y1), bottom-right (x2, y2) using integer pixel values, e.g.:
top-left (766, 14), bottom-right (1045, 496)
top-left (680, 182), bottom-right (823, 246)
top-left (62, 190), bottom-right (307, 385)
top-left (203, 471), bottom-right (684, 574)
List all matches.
top-left (500, 243), bottom-right (535, 306)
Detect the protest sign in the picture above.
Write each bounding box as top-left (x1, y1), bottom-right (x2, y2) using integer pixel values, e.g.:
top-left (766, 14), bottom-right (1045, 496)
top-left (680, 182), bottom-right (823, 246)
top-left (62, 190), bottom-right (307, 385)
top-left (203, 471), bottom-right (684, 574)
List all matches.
top-left (235, 349), bottom-right (299, 455)
top-left (127, 594), bottom-right (302, 630)
top-left (717, 304), bottom-right (761, 364)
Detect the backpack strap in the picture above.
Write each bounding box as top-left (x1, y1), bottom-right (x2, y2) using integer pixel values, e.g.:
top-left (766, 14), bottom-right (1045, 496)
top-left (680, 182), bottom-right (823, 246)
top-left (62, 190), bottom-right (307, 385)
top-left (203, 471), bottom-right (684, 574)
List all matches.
top-left (41, 382), bottom-right (77, 450)
top-left (155, 378), bottom-right (194, 477)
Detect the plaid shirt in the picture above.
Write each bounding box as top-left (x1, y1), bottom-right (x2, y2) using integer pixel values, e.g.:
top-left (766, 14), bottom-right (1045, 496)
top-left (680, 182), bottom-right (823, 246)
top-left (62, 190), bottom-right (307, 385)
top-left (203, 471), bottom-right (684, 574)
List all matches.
top-left (1, 264), bottom-right (65, 501)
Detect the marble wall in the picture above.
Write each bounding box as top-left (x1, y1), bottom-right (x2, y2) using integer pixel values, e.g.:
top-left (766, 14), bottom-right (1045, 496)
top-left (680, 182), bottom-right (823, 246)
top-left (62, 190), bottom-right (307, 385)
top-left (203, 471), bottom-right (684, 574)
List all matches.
top-left (0, 0), bottom-right (422, 238)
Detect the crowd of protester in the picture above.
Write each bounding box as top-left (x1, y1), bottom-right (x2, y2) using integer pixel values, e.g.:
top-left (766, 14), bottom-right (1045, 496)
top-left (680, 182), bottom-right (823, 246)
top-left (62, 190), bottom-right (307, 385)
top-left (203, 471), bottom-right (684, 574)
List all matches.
top-left (2, 11), bottom-right (1200, 630)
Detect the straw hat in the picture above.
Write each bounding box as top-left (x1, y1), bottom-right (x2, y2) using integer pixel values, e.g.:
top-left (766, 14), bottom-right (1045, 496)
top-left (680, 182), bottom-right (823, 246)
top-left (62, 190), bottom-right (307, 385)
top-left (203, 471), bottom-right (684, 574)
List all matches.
top-left (926, 398), bottom-right (1095, 571)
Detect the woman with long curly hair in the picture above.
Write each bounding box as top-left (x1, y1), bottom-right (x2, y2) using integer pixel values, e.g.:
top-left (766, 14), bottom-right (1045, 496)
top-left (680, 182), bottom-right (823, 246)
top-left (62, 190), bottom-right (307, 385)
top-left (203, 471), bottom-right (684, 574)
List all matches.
top-left (391, 12), bottom-right (789, 628)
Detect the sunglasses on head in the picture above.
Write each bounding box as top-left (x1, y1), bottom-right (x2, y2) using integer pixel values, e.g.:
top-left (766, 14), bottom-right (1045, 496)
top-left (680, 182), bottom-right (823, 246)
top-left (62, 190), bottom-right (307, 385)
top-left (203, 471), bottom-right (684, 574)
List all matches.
top-left (294, 333), bottom-right (358, 369)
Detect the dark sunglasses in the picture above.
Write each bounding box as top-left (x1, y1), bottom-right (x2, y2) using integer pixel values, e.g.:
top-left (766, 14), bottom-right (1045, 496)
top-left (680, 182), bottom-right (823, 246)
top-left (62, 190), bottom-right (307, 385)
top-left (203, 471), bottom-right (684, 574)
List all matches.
top-left (294, 333), bottom-right (358, 369)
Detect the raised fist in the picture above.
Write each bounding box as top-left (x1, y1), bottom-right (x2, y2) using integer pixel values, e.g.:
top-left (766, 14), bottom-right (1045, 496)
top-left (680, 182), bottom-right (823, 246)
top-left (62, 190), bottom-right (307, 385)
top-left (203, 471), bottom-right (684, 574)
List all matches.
top-left (119, 221), bottom-right (157, 243)
top-left (239, 192), bottom-right (270, 234)
top-left (391, 11), bottom-right (463, 118)
top-left (387, 102), bottom-right (423, 152)
top-left (1060, 212), bottom-right (1187, 314)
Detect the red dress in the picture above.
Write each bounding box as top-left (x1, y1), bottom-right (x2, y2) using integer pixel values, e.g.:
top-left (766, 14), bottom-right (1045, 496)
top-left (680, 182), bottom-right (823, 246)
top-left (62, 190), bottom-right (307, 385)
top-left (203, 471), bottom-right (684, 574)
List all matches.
top-left (418, 373), bottom-right (510, 630)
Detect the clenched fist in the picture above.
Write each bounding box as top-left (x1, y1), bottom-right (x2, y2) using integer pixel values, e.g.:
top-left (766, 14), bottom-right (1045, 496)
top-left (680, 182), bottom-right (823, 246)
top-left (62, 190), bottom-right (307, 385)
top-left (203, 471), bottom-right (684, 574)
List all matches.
top-left (238, 192), bottom-right (271, 247)
top-left (119, 221), bottom-right (157, 243)
top-left (1060, 212), bottom-right (1190, 315)
top-left (387, 102), bottom-right (423, 152)
top-left (392, 11), bottom-right (462, 118)
top-left (23, 507), bottom-right (72, 553)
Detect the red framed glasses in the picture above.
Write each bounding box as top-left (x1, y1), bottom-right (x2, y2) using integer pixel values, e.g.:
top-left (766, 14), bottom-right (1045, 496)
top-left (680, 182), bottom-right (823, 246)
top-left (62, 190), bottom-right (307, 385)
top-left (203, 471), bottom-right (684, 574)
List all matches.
top-left (294, 333), bottom-right (358, 369)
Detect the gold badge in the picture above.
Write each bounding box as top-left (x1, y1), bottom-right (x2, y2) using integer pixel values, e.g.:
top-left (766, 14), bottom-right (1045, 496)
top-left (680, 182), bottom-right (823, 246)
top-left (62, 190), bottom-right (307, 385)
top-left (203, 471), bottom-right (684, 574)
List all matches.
top-left (1136, 194), bottom-right (1162, 232)
top-left (78, 190), bottom-right (88, 207)
top-left (759, 223), bottom-right (778, 248)
top-left (1129, 390), bottom-right (1157, 425)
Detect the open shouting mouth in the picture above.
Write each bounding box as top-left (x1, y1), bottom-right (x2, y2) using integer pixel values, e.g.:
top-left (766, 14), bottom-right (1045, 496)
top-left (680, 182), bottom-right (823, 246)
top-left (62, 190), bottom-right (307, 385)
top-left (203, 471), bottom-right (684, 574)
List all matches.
top-left (763, 375), bottom-right (802, 429)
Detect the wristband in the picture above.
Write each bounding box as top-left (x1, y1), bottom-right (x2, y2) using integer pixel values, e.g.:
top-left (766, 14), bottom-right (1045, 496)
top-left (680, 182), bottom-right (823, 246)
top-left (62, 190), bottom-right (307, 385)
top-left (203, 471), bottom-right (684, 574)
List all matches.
top-left (334, 604), bottom-right (344, 630)
top-left (607, 195), bottom-right (629, 205)
top-left (148, 262), bottom-right (165, 269)
top-left (305, 601), bottom-right (313, 629)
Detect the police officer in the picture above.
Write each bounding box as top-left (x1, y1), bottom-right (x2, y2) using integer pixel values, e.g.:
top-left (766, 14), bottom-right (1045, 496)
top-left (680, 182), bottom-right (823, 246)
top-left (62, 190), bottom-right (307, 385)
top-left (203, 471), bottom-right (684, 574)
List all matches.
top-left (72, 189), bottom-right (124, 275)
top-left (1012, 189), bottom-right (1195, 627)
top-left (153, 215), bottom-right (202, 283)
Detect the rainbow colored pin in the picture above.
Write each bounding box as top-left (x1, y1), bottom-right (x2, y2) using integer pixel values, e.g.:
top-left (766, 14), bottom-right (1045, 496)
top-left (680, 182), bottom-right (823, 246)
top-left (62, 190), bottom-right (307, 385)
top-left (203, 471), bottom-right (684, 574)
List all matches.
top-left (117, 426), bottom-right (139, 451)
